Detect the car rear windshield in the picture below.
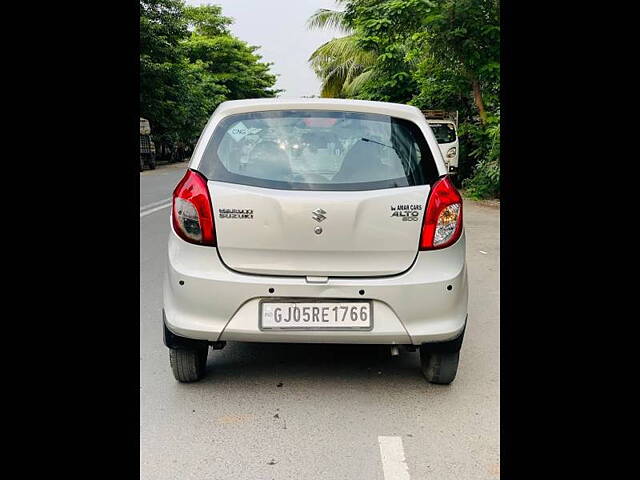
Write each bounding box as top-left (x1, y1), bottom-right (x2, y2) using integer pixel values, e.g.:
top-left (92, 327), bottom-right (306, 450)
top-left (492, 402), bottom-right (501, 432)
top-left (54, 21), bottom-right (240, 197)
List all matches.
top-left (198, 110), bottom-right (439, 191)
top-left (429, 123), bottom-right (457, 144)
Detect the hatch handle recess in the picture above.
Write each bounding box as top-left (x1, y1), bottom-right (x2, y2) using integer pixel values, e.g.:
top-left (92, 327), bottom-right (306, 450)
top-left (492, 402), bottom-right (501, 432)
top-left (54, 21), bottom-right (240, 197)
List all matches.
top-left (306, 276), bottom-right (328, 284)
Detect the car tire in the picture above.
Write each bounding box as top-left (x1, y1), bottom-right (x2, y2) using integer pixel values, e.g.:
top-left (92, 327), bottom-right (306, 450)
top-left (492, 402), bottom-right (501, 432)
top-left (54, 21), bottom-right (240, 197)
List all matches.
top-left (420, 348), bottom-right (459, 385)
top-left (169, 347), bottom-right (208, 382)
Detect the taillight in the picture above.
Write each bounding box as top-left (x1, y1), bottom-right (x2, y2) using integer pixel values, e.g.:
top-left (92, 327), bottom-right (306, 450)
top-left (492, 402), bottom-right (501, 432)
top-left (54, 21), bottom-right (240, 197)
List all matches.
top-left (172, 170), bottom-right (216, 246)
top-left (420, 176), bottom-right (463, 250)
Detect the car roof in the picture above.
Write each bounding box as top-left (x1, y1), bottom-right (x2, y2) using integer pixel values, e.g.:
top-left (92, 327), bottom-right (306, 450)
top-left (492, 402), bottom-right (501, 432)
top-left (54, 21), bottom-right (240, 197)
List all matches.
top-left (214, 98), bottom-right (423, 119)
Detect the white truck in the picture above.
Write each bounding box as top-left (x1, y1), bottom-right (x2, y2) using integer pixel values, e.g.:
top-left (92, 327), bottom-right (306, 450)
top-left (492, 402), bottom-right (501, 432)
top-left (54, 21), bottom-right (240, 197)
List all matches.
top-left (422, 110), bottom-right (459, 175)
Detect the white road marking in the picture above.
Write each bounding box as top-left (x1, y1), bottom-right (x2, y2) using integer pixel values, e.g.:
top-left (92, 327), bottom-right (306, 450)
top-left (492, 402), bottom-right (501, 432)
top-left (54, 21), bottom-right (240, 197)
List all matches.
top-left (378, 436), bottom-right (411, 480)
top-left (140, 202), bottom-right (172, 218)
top-left (140, 197), bottom-right (171, 212)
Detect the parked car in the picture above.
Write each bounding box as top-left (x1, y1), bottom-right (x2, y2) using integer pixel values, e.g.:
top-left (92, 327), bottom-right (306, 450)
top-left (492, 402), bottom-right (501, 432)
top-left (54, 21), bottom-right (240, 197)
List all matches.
top-left (163, 98), bottom-right (468, 384)
top-left (423, 110), bottom-right (459, 175)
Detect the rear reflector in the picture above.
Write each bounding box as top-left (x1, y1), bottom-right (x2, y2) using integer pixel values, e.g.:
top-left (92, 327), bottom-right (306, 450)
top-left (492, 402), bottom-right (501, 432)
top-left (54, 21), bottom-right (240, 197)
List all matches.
top-left (420, 176), bottom-right (463, 250)
top-left (172, 170), bottom-right (216, 246)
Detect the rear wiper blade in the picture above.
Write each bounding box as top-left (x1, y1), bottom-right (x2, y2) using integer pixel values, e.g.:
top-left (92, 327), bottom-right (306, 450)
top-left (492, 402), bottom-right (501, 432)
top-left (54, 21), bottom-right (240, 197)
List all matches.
top-left (361, 137), bottom-right (393, 149)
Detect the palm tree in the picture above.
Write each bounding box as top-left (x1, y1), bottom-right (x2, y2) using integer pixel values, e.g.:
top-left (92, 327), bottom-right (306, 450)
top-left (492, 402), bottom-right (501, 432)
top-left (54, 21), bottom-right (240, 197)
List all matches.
top-left (307, 3), bottom-right (375, 98)
top-left (306, 5), bottom-right (351, 33)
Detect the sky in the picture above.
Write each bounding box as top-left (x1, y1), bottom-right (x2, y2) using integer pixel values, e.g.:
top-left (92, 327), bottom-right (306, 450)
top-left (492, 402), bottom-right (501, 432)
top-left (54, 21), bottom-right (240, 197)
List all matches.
top-left (185, 0), bottom-right (342, 98)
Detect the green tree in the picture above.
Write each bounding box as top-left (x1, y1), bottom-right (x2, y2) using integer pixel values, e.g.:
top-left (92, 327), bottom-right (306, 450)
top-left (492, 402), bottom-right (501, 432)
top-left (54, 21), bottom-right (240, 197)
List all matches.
top-left (307, 0), bottom-right (500, 198)
top-left (182, 35), bottom-right (279, 100)
top-left (140, 1), bottom-right (279, 147)
top-left (308, 35), bottom-right (377, 97)
top-left (140, 0), bottom-right (189, 143)
top-left (140, 0), bottom-right (188, 64)
top-left (184, 4), bottom-right (233, 37)
top-left (412, 0), bottom-right (500, 124)
top-left (307, 1), bottom-right (377, 98)
top-left (308, 0), bottom-right (499, 121)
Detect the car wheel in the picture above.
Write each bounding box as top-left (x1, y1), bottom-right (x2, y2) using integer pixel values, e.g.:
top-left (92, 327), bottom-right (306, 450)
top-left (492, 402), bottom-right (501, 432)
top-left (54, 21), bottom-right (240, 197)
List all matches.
top-left (420, 348), bottom-right (459, 385)
top-left (169, 347), bottom-right (208, 382)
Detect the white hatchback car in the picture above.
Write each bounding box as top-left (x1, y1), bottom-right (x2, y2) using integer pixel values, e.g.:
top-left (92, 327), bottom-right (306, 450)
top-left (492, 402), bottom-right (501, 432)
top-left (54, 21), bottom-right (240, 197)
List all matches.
top-left (163, 98), bottom-right (468, 384)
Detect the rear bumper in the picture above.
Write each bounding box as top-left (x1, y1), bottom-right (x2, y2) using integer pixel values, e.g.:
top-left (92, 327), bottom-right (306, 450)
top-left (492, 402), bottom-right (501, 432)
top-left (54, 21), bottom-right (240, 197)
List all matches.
top-left (163, 228), bottom-right (468, 346)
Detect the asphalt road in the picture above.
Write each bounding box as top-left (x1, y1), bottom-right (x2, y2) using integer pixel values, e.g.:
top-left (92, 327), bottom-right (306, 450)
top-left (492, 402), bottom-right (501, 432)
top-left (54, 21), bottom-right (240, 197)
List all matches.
top-left (140, 163), bottom-right (500, 480)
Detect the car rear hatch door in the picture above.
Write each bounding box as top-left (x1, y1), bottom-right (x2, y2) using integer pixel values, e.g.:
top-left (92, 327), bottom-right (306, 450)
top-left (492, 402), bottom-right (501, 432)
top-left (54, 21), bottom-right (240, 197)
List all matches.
top-left (198, 108), bottom-right (441, 277)
top-left (210, 181), bottom-right (429, 277)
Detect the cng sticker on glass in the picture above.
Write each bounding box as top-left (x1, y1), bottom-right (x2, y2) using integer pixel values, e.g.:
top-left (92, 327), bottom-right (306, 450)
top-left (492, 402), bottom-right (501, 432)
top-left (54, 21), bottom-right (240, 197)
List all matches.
top-left (228, 122), bottom-right (249, 142)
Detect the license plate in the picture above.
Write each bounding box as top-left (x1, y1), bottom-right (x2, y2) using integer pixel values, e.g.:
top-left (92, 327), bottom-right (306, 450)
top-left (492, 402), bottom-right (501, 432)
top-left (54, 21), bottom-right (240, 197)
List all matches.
top-left (260, 300), bottom-right (372, 330)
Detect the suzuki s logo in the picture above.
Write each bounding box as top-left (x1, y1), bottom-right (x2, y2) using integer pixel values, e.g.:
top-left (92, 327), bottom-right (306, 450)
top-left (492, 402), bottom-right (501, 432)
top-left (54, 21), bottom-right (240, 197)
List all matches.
top-left (312, 208), bottom-right (327, 222)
